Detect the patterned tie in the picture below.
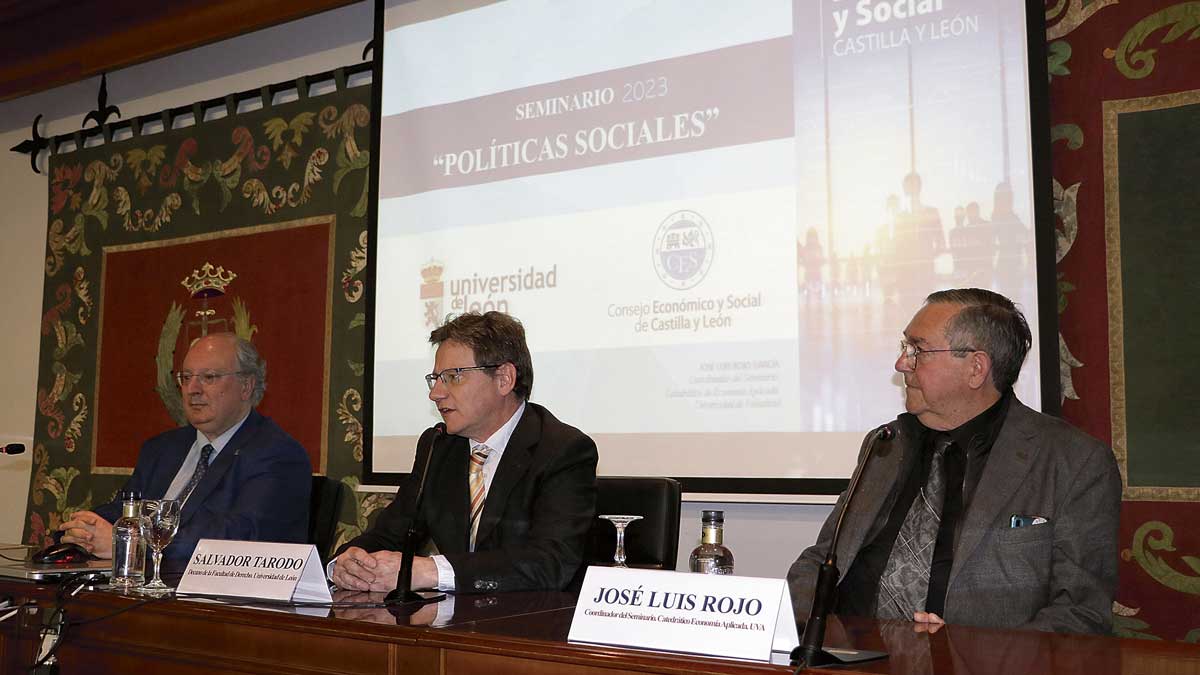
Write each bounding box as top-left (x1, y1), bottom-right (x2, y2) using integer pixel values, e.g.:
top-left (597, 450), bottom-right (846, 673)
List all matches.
top-left (875, 435), bottom-right (954, 619)
top-left (178, 444), bottom-right (214, 505)
top-left (468, 444), bottom-right (492, 551)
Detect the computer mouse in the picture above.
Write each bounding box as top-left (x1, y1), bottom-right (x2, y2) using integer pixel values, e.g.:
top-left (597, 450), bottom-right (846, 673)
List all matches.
top-left (31, 542), bottom-right (92, 565)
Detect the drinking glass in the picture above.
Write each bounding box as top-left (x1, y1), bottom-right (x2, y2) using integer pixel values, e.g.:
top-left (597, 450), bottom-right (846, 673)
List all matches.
top-left (140, 499), bottom-right (181, 594)
top-left (598, 515), bottom-right (642, 568)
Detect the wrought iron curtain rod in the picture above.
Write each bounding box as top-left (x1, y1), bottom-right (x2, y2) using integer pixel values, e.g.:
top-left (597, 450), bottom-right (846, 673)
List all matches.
top-left (12, 60), bottom-right (373, 171)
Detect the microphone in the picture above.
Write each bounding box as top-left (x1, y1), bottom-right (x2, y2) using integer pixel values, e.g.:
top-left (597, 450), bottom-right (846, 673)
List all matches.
top-left (1, 444), bottom-right (25, 455)
top-left (385, 423), bottom-right (446, 607)
top-left (792, 423), bottom-right (894, 670)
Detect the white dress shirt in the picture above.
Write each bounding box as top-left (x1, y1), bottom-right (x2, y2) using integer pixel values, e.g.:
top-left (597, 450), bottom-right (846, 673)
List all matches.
top-left (325, 402), bottom-right (527, 592)
top-left (163, 411), bottom-right (251, 502)
top-left (431, 401), bottom-right (526, 590)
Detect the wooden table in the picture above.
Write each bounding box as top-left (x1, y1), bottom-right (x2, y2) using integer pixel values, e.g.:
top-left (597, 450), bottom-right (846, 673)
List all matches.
top-left (0, 579), bottom-right (1196, 674)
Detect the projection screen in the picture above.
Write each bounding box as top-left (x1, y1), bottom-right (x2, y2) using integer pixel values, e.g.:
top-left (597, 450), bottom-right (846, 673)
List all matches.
top-left (366, 0), bottom-right (1054, 494)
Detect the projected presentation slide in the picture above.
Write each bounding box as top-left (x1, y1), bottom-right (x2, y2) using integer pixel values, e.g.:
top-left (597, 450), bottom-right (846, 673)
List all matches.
top-left (371, 0), bottom-right (1043, 483)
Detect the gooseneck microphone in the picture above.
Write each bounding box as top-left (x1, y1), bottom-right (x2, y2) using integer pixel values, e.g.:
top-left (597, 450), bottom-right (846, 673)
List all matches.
top-left (385, 423), bottom-right (446, 606)
top-left (792, 423), bottom-right (894, 670)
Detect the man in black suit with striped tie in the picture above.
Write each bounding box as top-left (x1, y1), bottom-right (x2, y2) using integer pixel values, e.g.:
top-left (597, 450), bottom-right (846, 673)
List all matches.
top-left (331, 311), bottom-right (598, 593)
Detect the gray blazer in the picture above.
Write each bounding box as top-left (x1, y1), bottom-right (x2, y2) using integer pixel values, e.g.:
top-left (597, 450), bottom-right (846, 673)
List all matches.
top-left (788, 399), bottom-right (1121, 634)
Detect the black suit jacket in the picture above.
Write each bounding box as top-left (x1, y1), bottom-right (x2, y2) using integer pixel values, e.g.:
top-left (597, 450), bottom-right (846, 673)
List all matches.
top-left (342, 402), bottom-right (598, 592)
top-left (789, 399), bottom-right (1120, 634)
top-left (94, 410), bottom-right (313, 570)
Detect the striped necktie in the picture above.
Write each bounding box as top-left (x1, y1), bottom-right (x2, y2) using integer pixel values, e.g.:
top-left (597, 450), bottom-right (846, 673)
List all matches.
top-left (468, 444), bottom-right (493, 551)
top-left (178, 443), bottom-right (214, 505)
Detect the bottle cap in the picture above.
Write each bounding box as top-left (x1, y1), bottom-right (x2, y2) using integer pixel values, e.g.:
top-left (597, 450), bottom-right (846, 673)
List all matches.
top-left (701, 510), bottom-right (724, 524)
top-left (119, 490), bottom-right (142, 502)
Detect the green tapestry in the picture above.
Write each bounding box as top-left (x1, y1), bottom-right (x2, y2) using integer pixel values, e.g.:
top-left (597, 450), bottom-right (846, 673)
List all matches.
top-left (1115, 101), bottom-right (1200, 489)
top-left (25, 71), bottom-right (377, 554)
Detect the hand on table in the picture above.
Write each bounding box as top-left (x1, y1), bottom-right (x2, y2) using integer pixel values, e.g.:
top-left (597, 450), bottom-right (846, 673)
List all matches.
top-left (332, 548), bottom-right (438, 592)
top-left (913, 611), bottom-right (945, 634)
top-left (58, 511), bottom-right (113, 558)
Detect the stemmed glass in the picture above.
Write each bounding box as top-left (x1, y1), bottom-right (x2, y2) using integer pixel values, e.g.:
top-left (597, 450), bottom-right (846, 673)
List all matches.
top-left (598, 515), bottom-right (642, 568)
top-left (140, 499), bottom-right (181, 595)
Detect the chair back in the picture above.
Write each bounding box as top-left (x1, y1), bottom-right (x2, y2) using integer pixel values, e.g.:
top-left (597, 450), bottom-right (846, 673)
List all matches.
top-left (309, 475), bottom-right (345, 563)
top-left (584, 476), bottom-right (682, 570)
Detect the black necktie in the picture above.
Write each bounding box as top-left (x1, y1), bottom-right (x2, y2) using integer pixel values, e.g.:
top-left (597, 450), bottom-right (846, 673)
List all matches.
top-left (875, 435), bottom-right (954, 619)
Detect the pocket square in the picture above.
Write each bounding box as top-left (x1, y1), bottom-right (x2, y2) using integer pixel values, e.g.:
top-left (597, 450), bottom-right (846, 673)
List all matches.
top-left (1010, 514), bottom-right (1049, 528)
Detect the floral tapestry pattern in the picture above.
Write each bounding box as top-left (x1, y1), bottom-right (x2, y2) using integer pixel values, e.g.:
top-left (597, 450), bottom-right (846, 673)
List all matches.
top-left (25, 74), bottom-right (372, 555)
top-left (1047, 0), bottom-right (1200, 641)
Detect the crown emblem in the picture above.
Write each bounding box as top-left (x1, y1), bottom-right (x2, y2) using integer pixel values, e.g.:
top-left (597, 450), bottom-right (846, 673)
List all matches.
top-left (181, 262), bottom-right (237, 298)
top-left (420, 260), bottom-right (445, 301)
top-left (420, 260), bottom-right (444, 285)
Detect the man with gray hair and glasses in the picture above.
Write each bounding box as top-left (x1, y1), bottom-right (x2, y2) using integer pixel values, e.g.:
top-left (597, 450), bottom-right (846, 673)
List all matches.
top-left (60, 332), bottom-right (312, 569)
top-left (789, 288), bottom-right (1120, 634)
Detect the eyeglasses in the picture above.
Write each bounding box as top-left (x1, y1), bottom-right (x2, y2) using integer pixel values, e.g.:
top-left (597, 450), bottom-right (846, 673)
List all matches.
top-left (175, 370), bottom-right (247, 387)
top-left (425, 365), bottom-right (500, 390)
top-left (898, 340), bottom-right (978, 367)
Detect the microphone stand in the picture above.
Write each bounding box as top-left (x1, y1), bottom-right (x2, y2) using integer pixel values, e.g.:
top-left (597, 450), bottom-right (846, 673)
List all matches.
top-left (385, 425), bottom-right (446, 607)
top-left (792, 424), bottom-right (894, 669)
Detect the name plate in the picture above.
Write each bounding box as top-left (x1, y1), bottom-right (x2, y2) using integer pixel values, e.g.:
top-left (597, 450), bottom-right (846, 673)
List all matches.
top-left (177, 539), bottom-right (331, 603)
top-left (568, 567), bottom-right (798, 662)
